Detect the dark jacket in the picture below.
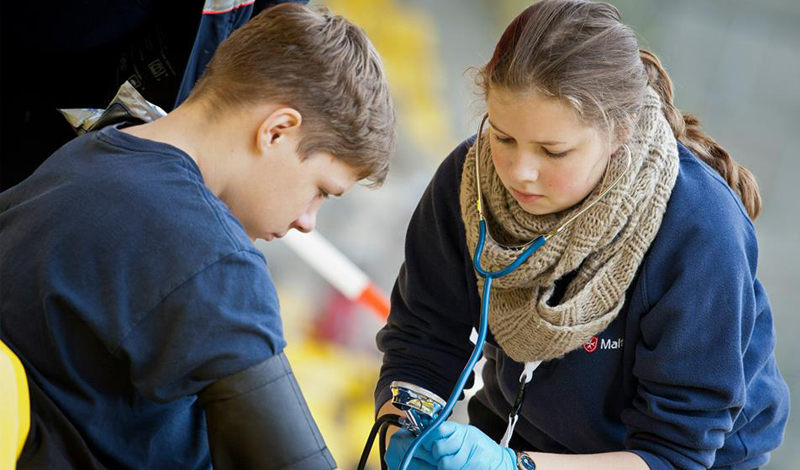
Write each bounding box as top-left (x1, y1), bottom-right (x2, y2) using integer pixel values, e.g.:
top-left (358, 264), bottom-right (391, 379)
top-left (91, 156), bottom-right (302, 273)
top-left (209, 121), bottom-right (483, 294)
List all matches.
top-left (375, 138), bottom-right (790, 470)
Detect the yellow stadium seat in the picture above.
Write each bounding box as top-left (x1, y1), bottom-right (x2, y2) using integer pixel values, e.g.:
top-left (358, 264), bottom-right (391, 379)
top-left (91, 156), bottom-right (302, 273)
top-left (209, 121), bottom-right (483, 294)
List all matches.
top-left (0, 339), bottom-right (30, 469)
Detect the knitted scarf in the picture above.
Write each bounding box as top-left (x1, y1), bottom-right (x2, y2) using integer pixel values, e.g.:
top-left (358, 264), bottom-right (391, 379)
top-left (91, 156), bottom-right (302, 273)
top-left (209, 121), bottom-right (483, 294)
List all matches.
top-left (459, 87), bottom-right (679, 362)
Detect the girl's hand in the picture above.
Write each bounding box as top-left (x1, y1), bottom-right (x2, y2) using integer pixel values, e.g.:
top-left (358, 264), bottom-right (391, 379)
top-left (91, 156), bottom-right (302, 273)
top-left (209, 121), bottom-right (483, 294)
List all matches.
top-left (385, 428), bottom-right (438, 470)
top-left (423, 421), bottom-right (517, 470)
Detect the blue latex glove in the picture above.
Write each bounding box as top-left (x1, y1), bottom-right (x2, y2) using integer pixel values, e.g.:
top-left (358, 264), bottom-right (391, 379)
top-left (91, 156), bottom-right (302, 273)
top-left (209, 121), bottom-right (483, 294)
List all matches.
top-left (422, 421), bottom-right (517, 470)
top-left (385, 428), bottom-right (438, 470)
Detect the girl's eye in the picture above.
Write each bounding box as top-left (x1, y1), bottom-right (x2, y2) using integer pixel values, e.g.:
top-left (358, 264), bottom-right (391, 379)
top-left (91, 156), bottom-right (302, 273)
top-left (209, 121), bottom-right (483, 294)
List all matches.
top-left (544, 149), bottom-right (568, 159)
top-left (492, 134), bottom-right (515, 145)
top-left (492, 132), bottom-right (568, 158)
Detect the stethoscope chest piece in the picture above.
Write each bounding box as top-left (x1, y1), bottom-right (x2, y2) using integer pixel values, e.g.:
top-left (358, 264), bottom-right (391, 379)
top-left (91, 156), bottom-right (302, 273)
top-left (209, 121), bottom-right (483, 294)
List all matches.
top-left (390, 381), bottom-right (447, 435)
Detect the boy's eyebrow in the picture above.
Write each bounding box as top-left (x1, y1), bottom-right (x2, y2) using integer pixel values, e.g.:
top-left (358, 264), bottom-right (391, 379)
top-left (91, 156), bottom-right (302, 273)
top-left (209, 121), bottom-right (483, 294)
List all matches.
top-left (487, 119), bottom-right (566, 145)
top-left (326, 186), bottom-right (346, 197)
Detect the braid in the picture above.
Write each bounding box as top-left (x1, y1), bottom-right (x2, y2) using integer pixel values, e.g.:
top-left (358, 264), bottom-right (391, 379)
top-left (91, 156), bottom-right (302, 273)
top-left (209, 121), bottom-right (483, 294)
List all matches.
top-left (640, 49), bottom-right (761, 220)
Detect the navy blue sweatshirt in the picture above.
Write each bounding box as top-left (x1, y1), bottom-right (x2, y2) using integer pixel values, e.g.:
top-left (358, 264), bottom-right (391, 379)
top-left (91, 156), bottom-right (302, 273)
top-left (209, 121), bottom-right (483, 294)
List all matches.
top-left (375, 138), bottom-right (789, 470)
top-left (0, 126), bottom-right (285, 470)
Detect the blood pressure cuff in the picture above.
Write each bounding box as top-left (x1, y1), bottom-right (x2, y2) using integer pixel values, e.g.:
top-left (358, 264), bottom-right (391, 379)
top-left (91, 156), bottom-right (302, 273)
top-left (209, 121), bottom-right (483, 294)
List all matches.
top-left (198, 351), bottom-right (336, 470)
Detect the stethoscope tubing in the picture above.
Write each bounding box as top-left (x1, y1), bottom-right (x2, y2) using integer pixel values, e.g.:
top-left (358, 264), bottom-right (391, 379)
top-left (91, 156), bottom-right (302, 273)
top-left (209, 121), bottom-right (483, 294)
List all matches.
top-left (474, 220), bottom-right (546, 279)
top-left (397, 273), bottom-right (493, 470)
top-left (398, 221), bottom-right (548, 470)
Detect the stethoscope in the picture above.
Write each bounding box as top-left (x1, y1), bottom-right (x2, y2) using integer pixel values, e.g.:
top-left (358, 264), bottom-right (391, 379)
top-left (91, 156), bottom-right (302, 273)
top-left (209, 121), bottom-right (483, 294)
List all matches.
top-left (358, 115), bottom-right (632, 470)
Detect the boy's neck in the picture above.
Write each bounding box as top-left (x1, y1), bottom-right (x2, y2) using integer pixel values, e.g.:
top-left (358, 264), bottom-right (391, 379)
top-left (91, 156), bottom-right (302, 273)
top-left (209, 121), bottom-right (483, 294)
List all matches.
top-left (121, 102), bottom-right (248, 197)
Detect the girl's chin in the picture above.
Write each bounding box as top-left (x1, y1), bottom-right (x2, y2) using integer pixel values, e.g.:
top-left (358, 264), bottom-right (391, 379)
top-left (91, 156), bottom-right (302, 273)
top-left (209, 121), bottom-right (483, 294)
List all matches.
top-left (521, 206), bottom-right (553, 216)
top-left (519, 199), bottom-right (573, 216)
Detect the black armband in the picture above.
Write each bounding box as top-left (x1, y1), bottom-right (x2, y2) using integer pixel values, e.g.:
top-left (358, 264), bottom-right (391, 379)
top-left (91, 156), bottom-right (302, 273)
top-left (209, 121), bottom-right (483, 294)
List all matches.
top-left (198, 352), bottom-right (336, 470)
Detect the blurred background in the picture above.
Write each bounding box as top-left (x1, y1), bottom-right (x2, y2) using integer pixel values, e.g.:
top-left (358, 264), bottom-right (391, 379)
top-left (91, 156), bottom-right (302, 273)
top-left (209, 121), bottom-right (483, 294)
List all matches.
top-left (1, 0), bottom-right (797, 468)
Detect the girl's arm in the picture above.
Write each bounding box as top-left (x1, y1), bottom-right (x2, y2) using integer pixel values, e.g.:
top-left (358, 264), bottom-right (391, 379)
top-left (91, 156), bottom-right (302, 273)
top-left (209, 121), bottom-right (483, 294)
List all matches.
top-left (374, 138), bottom-right (479, 416)
top-left (523, 450), bottom-right (648, 470)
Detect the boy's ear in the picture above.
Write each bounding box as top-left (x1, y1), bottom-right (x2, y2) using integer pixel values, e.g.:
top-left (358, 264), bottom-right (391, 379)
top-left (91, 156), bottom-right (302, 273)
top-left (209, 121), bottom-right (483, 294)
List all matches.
top-left (256, 107), bottom-right (303, 154)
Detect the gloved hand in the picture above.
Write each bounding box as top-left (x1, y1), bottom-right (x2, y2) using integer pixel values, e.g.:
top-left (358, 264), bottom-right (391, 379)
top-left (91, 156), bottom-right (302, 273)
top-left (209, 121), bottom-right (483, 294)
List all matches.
top-left (385, 428), bottom-right (438, 470)
top-left (421, 421), bottom-right (517, 470)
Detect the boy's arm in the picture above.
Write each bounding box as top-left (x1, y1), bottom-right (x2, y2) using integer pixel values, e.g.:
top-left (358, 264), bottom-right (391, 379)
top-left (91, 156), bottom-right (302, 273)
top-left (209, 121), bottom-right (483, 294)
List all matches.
top-left (198, 351), bottom-right (336, 470)
top-left (376, 399), bottom-right (405, 449)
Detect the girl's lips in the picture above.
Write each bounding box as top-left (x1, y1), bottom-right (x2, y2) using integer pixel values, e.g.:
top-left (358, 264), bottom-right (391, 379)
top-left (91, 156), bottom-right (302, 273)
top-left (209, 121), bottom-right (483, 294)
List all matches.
top-left (510, 187), bottom-right (543, 203)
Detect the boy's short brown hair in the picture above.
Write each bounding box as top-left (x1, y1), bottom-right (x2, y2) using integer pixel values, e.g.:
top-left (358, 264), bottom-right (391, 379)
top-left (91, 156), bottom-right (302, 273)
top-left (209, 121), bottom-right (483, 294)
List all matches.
top-left (187, 3), bottom-right (395, 186)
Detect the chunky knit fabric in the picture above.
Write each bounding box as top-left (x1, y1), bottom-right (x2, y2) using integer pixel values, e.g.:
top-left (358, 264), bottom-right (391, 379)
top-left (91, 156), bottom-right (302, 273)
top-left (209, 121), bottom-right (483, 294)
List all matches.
top-left (459, 87), bottom-right (680, 362)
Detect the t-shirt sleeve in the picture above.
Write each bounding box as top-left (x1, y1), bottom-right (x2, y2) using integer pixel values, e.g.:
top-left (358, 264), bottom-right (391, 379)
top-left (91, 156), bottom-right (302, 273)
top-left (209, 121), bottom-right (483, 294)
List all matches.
top-left (621, 171), bottom-right (784, 469)
top-left (375, 139), bottom-right (479, 412)
top-left (116, 249), bottom-right (285, 403)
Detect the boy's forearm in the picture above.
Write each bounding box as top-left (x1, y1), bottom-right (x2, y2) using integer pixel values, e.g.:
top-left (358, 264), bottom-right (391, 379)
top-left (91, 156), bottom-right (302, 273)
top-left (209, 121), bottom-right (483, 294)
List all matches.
top-left (376, 399), bottom-right (405, 447)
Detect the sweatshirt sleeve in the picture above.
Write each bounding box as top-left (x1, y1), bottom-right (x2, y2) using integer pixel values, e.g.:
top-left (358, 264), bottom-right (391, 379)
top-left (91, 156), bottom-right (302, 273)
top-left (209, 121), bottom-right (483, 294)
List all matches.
top-left (118, 249), bottom-right (286, 403)
top-left (374, 139), bottom-right (480, 413)
top-left (621, 159), bottom-right (788, 469)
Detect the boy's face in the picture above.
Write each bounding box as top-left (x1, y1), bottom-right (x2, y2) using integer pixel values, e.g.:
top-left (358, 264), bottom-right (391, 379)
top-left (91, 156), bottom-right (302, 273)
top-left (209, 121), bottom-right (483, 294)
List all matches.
top-left (228, 146), bottom-right (359, 242)
top-left (216, 106), bottom-right (360, 241)
top-left (124, 102), bottom-right (362, 242)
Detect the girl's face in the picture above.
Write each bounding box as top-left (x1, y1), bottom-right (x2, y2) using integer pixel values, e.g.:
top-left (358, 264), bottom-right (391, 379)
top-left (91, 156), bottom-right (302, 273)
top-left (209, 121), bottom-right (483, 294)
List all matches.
top-left (487, 88), bottom-right (617, 215)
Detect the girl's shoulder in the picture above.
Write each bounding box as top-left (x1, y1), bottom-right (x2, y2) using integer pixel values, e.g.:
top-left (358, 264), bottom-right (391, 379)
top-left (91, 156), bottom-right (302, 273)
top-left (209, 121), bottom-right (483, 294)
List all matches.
top-left (434, 135), bottom-right (476, 187)
top-left (663, 141), bottom-right (756, 236)
top-left (640, 142), bottom-right (760, 305)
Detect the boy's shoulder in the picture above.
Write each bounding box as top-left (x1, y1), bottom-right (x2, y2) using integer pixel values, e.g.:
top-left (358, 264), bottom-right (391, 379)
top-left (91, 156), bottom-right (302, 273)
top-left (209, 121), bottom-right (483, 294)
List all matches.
top-left (12, 125), bottom-right (255, 261)
top-left (105, 126), bottom-right (255, 253)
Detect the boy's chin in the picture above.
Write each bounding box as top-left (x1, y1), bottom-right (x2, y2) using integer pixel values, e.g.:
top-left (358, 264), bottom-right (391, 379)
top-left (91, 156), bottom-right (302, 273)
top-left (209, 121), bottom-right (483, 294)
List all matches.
top-left (260, 232), bottom-right (286, 242)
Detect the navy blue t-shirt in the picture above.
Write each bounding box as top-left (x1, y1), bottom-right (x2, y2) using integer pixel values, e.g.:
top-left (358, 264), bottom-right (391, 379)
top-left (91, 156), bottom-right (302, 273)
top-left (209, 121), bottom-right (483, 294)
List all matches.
top-left (375, 138), bottom-right (790, 470)
top-left (0, 125), bottom-right (285, 470)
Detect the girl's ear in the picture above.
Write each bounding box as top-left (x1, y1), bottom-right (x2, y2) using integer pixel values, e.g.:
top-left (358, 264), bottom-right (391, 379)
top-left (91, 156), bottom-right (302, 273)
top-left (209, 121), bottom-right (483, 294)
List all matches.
top-left (614, 114), bottom-right (637, 146)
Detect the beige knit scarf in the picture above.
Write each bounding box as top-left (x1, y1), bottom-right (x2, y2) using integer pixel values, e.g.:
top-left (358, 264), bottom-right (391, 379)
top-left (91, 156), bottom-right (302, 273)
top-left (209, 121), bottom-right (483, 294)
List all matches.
top-left (459, 87), bottom-right (679, 363)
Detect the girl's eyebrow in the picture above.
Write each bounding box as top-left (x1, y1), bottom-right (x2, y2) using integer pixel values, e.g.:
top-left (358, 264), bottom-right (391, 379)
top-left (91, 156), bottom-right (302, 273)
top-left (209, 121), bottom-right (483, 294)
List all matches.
top-left (487, 119), bottom-right (566, 146)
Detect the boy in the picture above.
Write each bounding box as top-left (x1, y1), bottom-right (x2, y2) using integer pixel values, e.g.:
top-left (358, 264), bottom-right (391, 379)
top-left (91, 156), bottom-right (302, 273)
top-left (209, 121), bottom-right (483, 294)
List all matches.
top-left (0, 4), bottom-right (395, 470)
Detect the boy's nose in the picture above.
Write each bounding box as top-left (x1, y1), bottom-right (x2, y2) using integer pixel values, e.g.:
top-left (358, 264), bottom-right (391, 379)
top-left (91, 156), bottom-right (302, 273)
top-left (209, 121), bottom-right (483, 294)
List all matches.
top-left (291, 211), bottom-right (317, 233)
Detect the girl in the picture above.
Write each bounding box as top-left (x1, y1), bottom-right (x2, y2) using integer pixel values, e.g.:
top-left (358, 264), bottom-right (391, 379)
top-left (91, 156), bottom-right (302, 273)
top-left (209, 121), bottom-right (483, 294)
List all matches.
top-left (375, 1), bottom-right (789, 469)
